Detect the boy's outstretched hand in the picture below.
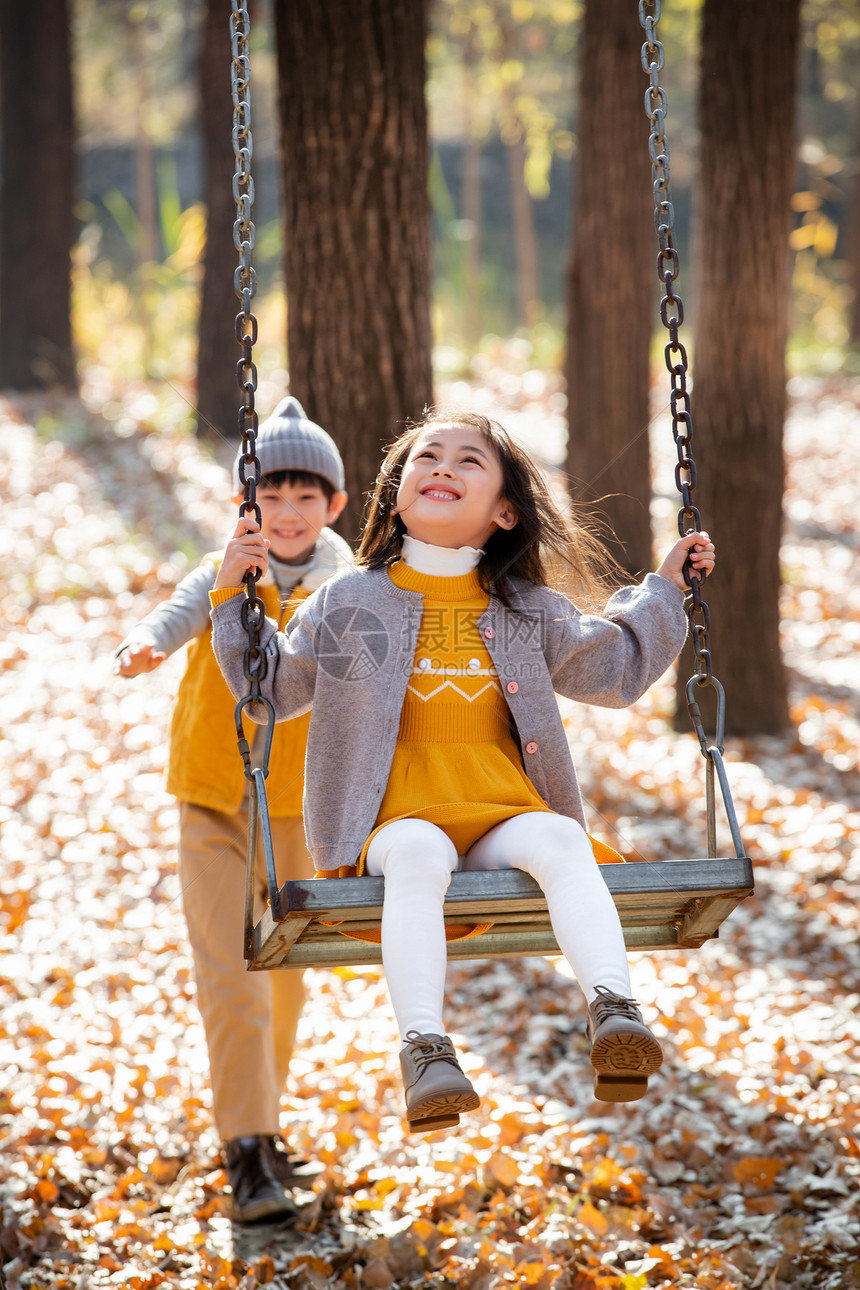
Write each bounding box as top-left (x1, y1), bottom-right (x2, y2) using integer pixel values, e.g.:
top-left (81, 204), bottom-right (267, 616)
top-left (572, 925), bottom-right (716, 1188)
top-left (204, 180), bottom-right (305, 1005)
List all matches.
top-left (655, 531), bottom-right (715, 592)
top-left (213, 514), bottom-right (270, 591)
top-left (114, 642), bottom-right (167, 677)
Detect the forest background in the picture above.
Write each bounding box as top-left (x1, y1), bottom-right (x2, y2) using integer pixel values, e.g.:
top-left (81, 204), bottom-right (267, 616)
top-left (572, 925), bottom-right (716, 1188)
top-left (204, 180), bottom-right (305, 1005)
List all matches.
top-left (1, 2), bottom-right (860, 1289)
top-left (22, 0), bottom-right (860, 410)
top-left (57, 0), bottom-right (860, 376)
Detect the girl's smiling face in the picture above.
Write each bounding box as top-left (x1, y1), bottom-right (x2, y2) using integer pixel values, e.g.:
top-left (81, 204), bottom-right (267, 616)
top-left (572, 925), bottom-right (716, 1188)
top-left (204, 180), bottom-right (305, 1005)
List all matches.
top-left (395, 423), bottom-right (517, 549)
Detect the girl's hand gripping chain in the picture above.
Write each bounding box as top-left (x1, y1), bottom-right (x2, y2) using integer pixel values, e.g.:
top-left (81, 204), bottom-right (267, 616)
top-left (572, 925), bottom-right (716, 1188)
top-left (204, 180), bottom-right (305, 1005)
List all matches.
top-left (213, 515), bottom-right (270, 591)
top-left (655, 531), bottom-right (715, 592)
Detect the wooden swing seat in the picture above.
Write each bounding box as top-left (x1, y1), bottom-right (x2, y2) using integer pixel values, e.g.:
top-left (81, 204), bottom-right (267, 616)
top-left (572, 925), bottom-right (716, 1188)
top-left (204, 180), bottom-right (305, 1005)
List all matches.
top-left (247, 855), bottom-right (754, 970)
top-left (242, 676), bottom-right (752, 972)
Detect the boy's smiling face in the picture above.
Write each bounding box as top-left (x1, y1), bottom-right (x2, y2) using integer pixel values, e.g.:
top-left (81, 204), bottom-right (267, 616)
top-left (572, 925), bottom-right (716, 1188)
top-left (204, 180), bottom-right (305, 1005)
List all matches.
top-left (234, 476), bottom-right (347, 566)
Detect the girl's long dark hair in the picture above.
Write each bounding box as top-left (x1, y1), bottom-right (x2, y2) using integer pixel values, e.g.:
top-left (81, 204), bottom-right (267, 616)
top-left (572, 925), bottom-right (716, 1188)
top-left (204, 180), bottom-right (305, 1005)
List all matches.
top-left (356, 409), bottom-right (623, 610)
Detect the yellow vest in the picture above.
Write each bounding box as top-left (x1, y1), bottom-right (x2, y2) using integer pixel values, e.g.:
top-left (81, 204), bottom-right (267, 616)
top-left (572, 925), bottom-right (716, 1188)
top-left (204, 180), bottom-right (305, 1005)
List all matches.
top-left (166, 578), bottom-right (310, 816)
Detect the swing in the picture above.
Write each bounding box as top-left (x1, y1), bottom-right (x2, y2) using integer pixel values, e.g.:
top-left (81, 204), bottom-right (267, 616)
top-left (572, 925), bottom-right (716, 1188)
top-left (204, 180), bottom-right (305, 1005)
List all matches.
top-left (229, 0), bottom-right (753, 972)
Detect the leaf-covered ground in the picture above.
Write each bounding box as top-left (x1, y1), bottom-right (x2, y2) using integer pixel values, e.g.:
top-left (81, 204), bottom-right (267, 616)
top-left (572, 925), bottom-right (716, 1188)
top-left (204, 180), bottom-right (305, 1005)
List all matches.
top-left (1, 369), bottom-right (859, 1290)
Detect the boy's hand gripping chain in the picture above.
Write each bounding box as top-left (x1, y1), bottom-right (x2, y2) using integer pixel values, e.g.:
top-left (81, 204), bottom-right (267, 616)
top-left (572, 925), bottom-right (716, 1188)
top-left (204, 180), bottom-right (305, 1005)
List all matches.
top-left (639, 1), bottom-right (743, 861)
top-left (229, 0), bottom-right (282, 937)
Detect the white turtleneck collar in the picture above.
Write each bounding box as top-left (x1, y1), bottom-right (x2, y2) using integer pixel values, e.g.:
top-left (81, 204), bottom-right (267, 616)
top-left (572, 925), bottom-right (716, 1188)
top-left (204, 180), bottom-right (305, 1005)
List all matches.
top-left (401, 534), bottom-right (483, 576)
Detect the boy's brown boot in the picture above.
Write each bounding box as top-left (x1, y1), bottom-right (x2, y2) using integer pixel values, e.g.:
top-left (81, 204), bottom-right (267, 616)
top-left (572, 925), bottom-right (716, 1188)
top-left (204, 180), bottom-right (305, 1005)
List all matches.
top-left (399, 1032), bottom-right (480, 1132)
top-left (263, 1134), bottom-right (323, 1186)
top-left (587, 985), bottom-right (663, 1103)
top-left (224, 1136), bottom-right (297, 1224)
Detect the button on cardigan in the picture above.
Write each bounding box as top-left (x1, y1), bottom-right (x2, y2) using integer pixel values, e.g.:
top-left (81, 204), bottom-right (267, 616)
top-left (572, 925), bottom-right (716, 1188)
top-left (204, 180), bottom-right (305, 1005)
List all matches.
top-left (210, 565), bottom-right (687, 875)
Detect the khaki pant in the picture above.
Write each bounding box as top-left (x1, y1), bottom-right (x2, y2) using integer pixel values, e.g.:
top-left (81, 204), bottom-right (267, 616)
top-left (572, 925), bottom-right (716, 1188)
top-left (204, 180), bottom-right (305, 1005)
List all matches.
top-left (178, 801), bottom-right (316, 1142)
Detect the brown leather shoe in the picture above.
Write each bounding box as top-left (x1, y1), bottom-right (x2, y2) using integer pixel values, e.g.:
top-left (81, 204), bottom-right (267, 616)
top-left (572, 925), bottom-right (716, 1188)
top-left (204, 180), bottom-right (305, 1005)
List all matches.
top-left (587, 985), bottom-right (663, 1103)
top-left (399, 1032), bottom-right (479, 1132)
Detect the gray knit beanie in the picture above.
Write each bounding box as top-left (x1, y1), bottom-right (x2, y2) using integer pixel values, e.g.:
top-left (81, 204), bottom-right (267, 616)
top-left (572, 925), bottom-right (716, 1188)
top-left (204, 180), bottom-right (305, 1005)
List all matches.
top-left (233, 396), bottom-right (345, 492)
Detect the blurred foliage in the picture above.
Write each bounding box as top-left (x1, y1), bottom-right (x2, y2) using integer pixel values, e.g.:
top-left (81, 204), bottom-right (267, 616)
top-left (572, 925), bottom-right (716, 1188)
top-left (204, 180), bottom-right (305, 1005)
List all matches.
top-left (427, 0), bottom-right (580, 198)
top-left (790, 0), bottom-right (860, 373)
top-left (72, 0), bottom-right (281, 383)
top-left (426, 0), bottom-right (699, 368)
top-left (427, 0), bottom-right (581, 355)
top-left (66, 0), bottom-right (860, 385)
top-left (73, 152), bottom-right (204, 381)
top-left (73, 0), bottom-right (198, 148)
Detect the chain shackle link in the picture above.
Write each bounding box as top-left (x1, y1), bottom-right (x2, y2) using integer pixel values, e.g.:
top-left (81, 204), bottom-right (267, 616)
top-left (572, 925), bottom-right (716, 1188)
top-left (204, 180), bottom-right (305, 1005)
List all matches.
top-left (639, 0), bottom-right (715, 693)
top-left (231, 0), bottom-right (264, 702)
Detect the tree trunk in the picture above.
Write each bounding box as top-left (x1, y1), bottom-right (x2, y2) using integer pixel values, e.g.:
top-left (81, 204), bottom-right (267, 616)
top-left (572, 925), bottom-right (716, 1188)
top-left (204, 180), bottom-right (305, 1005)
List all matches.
top-left (674, 0), bottom-right (798, 736)
top-left (565, 0), bottom-right (653, 577)
top-left (0, 0), bottom-right (77, 390)
top-left (196, 0), bottom-right (244, 441)
top-left (274, 0), bottom-right (433, 540)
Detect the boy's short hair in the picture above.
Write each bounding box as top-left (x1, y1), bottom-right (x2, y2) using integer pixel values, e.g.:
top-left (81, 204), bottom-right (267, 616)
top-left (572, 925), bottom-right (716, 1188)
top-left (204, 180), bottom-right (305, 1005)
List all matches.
top-left (233, 396), bottom-right (345, 493)
top-left (259, 469), bottom-right (336, 503)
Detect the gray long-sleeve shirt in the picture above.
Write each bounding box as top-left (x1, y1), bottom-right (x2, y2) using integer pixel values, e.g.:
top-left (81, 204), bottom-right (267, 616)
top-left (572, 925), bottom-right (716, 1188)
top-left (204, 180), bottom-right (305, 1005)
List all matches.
top-left (117, 526), bottom-right (354, 660)
top-left (211, 566), bottom-right (687, 873)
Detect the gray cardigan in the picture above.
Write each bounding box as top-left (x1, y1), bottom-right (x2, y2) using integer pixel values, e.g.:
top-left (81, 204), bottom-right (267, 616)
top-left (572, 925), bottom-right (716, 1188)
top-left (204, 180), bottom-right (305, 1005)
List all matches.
top-left (211, 566), bottom-right (687, 872)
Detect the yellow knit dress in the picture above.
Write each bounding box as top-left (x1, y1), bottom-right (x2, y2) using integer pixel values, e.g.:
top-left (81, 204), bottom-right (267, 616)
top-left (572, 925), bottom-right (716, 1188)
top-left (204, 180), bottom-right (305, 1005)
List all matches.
top-left (332, 560), bottom-right (621, 944)
top-left (358, 561), bottom-right (552, 868)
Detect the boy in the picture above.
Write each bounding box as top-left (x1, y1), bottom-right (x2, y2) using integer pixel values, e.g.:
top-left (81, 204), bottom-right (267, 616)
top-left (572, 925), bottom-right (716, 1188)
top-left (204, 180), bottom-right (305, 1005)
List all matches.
top-left (116, 398), bottom-right (352, 1222)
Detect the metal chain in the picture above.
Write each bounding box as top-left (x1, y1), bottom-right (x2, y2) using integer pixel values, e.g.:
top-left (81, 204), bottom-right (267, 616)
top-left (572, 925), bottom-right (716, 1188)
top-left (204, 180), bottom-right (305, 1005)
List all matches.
top-left (639, 0), bottom-right (713, 691)
top-left (230, 0), bottom-right (265, 702)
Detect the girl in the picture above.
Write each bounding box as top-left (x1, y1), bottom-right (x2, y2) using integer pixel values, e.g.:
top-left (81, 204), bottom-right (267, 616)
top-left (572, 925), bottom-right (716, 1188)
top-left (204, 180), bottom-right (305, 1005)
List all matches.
top-left (211, 410), bottom-right (715, 1133)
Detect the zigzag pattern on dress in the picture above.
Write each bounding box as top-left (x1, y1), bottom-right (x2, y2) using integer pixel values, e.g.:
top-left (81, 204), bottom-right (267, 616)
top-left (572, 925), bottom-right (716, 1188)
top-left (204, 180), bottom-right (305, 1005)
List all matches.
top-left (404, 681), bottom-right (500, 701)
top-left (411, 665), bottom-right (496, 676)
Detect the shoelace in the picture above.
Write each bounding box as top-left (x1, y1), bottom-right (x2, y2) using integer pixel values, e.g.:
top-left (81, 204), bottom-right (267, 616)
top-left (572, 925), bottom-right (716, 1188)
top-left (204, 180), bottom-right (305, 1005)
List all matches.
top-left (404, 1031), bottom-right (457, 1072)
top-left (590, 986), bottom-right (642, 1023)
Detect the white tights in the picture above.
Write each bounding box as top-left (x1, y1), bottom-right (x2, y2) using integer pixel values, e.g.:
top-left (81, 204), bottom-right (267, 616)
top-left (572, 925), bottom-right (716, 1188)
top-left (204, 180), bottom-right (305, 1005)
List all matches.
top-left (365, 813), bottom-right (632, 1041)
